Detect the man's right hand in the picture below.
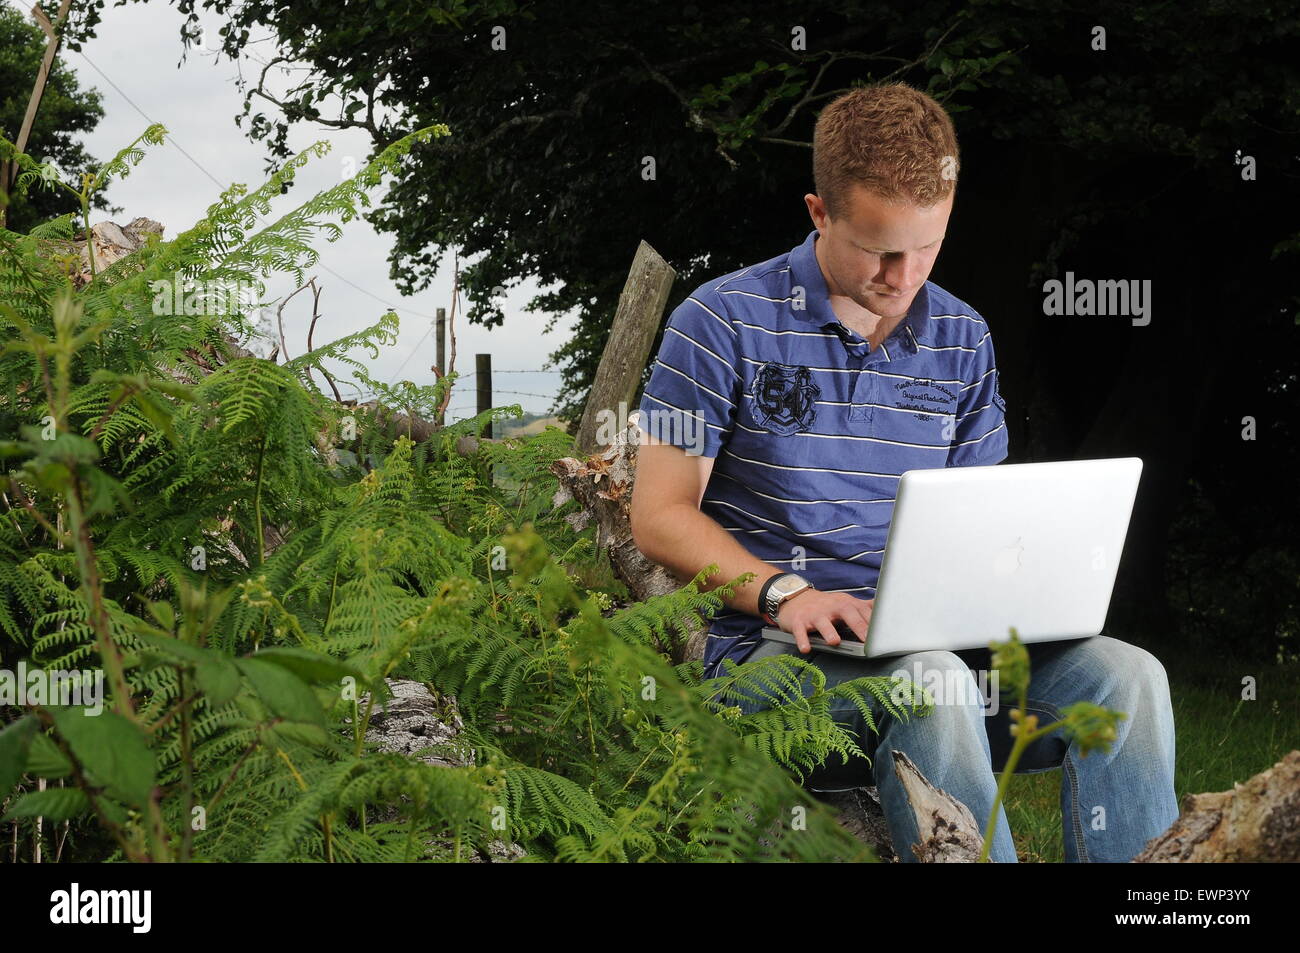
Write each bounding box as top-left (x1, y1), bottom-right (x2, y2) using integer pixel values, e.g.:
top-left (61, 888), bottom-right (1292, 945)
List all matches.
top-left (775, 590), bottom-right (875, 654)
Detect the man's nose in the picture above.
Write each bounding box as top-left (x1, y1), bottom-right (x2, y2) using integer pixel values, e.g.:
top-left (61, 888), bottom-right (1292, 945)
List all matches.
top-left (881, 254), bottom-right (923, 293)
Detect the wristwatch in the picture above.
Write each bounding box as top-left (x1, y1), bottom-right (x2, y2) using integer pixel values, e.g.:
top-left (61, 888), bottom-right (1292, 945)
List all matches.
top-left (759, 573), bottom-right (815, 626)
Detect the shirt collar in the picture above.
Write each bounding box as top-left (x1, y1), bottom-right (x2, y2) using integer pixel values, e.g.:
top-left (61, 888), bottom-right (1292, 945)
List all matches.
top-left (788, 228), bottom-right (932, 352)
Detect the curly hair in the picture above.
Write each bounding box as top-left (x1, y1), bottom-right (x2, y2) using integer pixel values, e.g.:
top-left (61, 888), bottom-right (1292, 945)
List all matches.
top-left (812, 82), bottom-right (960, 217)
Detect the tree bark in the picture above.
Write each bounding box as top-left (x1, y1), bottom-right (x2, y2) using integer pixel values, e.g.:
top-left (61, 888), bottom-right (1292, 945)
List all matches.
top-left (551, 414), bottom-right (708, 664)
top-left (1133, 750), bottom-right (1300, 863)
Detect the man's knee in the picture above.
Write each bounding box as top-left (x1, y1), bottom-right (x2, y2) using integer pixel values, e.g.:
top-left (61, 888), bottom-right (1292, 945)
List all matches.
top-left (883, 649), bottom-right (990, 713)
top-left (874, 650), bottom-right (997, 766)
top-left (1084, 635), bottom-right (1172, 704)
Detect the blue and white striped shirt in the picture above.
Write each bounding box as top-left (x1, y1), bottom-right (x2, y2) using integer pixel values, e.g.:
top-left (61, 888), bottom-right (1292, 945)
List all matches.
top-left (636, 228), bottom-right (1009, 680)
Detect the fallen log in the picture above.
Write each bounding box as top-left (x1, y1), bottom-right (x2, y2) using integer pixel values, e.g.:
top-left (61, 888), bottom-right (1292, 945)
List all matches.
top-left (1133, 749), bottom-right (1300, 862)
top-left (894, 750), bottom-right (986, 861)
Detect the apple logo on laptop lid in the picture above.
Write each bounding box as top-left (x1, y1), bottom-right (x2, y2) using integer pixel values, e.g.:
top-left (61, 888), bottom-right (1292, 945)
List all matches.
top-left (993, 537), bottom-right (1025, 576)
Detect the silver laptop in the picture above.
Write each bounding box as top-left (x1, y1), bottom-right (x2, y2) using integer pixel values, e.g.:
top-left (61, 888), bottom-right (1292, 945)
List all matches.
top-left (761, 457), bottom-right (1143, 659)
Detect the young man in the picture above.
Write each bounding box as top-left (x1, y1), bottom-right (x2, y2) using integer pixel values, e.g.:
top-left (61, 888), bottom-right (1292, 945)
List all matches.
top-left (628, 82), bottom-right (1178, 862)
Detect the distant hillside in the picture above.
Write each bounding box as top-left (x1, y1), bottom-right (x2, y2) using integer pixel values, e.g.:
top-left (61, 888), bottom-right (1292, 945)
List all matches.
top-left (497, 411), bottom-right (570, 438)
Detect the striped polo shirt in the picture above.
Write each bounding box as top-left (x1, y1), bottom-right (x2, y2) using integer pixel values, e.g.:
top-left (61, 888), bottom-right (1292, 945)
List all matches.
top-left (635, 228), bottom-right (1009, 680)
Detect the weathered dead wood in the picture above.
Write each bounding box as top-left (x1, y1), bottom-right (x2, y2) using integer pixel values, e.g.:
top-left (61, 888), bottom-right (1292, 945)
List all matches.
top-left (550, 413), bottom-right (710, 665)
top-left (58, 217), bottom-right (166, 286)
top-left (893, 749), bottom-right (985, 862)
top-left (891, 746), bottom-right (1300, 863)
top-left (574, 240), bottom-right (675, 456)
top-left (1133, 749), bottom-right (1300, 862)
top-left (360, 678), bottom-right (526, 862)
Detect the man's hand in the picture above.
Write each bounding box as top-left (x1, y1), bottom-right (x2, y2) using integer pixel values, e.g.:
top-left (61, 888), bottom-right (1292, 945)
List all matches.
top-left (776, 590), bottom-right (875, 654)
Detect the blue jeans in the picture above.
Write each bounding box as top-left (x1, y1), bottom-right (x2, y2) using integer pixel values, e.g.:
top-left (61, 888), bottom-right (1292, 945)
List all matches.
top-left (719, 634), bottom-right (1179, 862)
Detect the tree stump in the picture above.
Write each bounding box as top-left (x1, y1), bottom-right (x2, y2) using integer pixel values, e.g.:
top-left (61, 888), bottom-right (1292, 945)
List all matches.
top-left (1133, 749), bottom-right (1300, 862)
top-left (551, 412), bottom-right (709, 664)
top-left (893, 750), bottom-right (985, 861)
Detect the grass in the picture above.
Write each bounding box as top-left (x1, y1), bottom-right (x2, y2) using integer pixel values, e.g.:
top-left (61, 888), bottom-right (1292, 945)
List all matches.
top-left (999, 644), bottom-right (1300, 862)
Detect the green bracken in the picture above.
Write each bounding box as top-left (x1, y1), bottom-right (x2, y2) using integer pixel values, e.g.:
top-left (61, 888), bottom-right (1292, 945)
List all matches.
top-left (0, 125), bottom-right (915, 862)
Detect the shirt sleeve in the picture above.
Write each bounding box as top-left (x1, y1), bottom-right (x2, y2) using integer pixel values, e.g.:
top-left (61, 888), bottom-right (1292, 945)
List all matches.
top-left (636, 288), bottom-right (742, 458)
top-left (946, 319), bottom-right (1009, 467)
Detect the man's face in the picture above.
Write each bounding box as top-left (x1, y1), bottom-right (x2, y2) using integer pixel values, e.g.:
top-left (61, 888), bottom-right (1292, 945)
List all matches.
top-left (805, 184), bottom-right (953, 320)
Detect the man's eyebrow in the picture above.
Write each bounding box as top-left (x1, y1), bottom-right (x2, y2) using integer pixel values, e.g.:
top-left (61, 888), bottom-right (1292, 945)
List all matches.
top-left (857, 237), bottom-right (943, 253)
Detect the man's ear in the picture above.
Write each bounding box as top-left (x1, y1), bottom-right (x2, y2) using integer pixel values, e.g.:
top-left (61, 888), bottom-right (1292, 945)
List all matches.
top-left (805, 193), bottom-right (828, 230)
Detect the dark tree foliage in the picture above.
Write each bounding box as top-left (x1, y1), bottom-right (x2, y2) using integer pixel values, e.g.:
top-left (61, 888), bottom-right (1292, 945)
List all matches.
top-left (0, 7), bottom-right (112, 231)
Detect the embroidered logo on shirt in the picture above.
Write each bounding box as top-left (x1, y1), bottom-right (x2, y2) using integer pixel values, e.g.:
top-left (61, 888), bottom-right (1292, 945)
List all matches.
top-left (893, 378), bottom-right (957, 420)
top-left (753, 362), bottom-right (820, 435)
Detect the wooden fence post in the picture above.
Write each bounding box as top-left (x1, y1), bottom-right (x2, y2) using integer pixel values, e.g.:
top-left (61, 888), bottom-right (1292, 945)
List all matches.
top-left (435, 307), bottom-right (446, 427)
top-left (476, 352), bottom-right (493, 485)
top-left (575, 241), bottom-right (676, 456)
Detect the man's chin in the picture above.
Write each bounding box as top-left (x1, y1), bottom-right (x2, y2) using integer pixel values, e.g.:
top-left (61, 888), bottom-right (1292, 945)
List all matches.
top-left (869, 295), bottom-right (912, 317)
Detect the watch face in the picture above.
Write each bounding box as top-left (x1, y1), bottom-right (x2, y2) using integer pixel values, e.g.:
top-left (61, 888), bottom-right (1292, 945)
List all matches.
top-left (771, 575), bottom-right (806, 600)
top-left (764, 572), bottom-right (806, 616)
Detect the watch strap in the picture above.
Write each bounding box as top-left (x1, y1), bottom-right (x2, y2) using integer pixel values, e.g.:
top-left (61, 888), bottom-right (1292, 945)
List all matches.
top-left (758, 573), bottom-right (814, 626)
top-left (757, 573), bottom-right (788, 623)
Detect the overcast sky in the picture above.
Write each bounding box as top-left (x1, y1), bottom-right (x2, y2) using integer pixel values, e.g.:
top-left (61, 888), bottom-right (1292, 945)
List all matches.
top-left (14, 0), bottom-right (578, 421)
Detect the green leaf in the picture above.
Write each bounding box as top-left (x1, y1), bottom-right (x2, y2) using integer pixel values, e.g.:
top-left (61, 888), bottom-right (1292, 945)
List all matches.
top-left (25, 733), bottom-right (72, 779)
top-left (130, 391), bottom-right (179, 446)
top-left (195, 657), bottom-right (242, 707)
top-left (250, 647), bottom-right (364, 686)
top-left (267, 721), bottom-right (333, 748)
top-left (145, 599), bottom-right (176, 632)
top-left (146, 377), bottom-right (196, 402)
top-left (2, 786), bottom-right (90, 822)
top-left (235, 658), bottom-right (325, 724)
top-left (97, 796), bottom-right (129, 827)
top-left (0, 716), bottom-right (38, 792)
top-left (130, 629), bottom-right (214, 665)
top-left (48, 708), bottom-right (156, 808)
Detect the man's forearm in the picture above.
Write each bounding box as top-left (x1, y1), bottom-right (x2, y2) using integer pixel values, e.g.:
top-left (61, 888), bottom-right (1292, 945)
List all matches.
top-left (634, 503), bottom-right (785, 618)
